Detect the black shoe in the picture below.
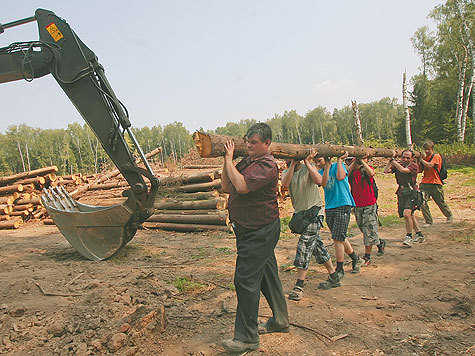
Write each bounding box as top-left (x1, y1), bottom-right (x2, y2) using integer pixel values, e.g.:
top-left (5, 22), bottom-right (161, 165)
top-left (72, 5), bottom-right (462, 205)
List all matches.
top-left (377, 239), bottom-right (386, 256)
top-left (258, 320), bottom-right (290, 335)
top-left (222, 339), bottom-right (259, 353)
top-left (351, 257), bottom-right (361, 274)
top-left (318, 272), bottom-right (341, 290)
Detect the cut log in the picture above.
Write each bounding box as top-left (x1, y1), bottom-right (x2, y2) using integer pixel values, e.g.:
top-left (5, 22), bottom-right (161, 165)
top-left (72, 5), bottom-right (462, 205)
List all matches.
top-left (0, 196), bottom-right (13, 205)
top-left (15, 176), bottom-right (46, 186)
top-left (0, 166), bottom-right (58, 187)
top-left (14, 197), bottom-right (41, 205)
top-left (158, 171), bottom-right (215, 186)
top-left (32, 208), bottom-right (47, 219)
top-left (175, 180), bottom-right (222, 193)
top-left (10, 210), bottom-right (30, 217)
top-left (182, 165), bottom-right (222, 169)
top-left (153, 198), bottom-right (226, 210)
top-left (143, 221), bottom-right (232, 232)
top-left (0, 184), bottom-right (24, 195)
top-left (13, 203), bottom-right (33, 211)
top-left (21, 184), bottom-right (36, 193)
top-left (154, 209), bottom-right (227, 215)
top-left (0, 218), bottom-right (22, 229)
top-left (0, 205), bottom-right (13, 214)
top-left (43, 218), bottom-right (55, 225)
top-left (147, 212), bottom-right (229, 225)
top-left (0, 215), bottom-right (11, 221)
top-left (193, 132), bottom-right (420, 160)
top-left (69, 147), bottom-right (161, 197)
top-left (157, 190), bottom-right (220, 201)
top-left (87, 181), bottom-right (129, 190)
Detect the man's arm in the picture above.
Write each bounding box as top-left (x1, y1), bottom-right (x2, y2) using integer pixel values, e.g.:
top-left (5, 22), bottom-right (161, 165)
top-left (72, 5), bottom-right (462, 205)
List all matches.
top-left (383, 159), bottom-right (394, 174)
top-left (222, 140), bottom-right (250, 194)
top-left (336, 152), bottom-right (348, 181)
top-left (361, 159), bottom-right (375, 177)
top-left (419, 155), bottom-right (437, 169)
top-left (281, 160), bottom-right (297, 188)
top-left (321, 158), bottom-right (331, 187)
top-left (392, 160), bottom-right (412, 173)
top-left (303, 149), bottom-right (323, 185)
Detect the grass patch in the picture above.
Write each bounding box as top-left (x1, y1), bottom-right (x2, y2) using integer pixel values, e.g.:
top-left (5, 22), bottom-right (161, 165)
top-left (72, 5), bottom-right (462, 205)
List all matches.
top-left (378, 214), bottom-right (400, 227)
top-left (280, 216), bottom-right (291, 233)
top-left (215, 247), bottom-right (233, 254)
top-left (173, 276), bottom-right (205, 293)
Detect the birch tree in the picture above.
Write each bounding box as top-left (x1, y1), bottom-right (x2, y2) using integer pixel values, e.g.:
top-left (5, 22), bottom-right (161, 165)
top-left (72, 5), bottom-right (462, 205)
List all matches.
top-left (351, 100), bottom-right (364, 146)
top-left (402, 72), bottom-right (413, 147)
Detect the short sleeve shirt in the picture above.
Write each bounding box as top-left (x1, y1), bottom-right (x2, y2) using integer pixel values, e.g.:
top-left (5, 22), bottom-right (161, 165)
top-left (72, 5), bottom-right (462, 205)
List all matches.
top-left (284, 164), bottom-right (323, 213)
top-left (227, 153), bottom-right (279, 229)
top-left (349, 167), bottom-right (377, 207)
top-left (391, 162), bottom-right (418, 194)
top-left (318, 162), bottom-right (355, 210)
top-left (421, 154), bottom-right (443, 185)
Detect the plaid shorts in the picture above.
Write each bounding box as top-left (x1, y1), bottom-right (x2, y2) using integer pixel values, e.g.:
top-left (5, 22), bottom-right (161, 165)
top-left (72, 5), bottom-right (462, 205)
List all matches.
top-left (293, 216), bottom-right (331, 269)
top-left (325, 205), bottom-right (352, 241)
top-left (354, 204), bottom-right (380, 246)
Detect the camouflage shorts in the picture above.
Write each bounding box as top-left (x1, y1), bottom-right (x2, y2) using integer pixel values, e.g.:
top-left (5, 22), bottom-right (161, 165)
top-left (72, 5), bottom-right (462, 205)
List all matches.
top-left (293, 217), bottom-right (331, 269)
top-left (354, 204), bottom-right (380, 246)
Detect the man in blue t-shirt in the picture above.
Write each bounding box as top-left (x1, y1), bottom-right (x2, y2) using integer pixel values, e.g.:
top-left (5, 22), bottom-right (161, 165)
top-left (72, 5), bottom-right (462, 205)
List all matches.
top-left (317, 152), bottom-right (361, 278)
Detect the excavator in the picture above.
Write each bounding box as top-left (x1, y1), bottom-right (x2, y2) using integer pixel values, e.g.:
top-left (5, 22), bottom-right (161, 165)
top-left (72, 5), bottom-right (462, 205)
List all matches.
top-left (0, 9), bottom-right (159, 261)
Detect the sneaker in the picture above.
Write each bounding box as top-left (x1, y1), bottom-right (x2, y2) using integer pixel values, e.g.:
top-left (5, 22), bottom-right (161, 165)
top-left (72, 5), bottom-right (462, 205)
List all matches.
top-left (423, 223), bottom-right (433, 228)
top-left (318, 272), bottom-right (341, 290)
top-left (402, 236), bottom-right (413, 247)
top-left (222, 339), bottom-right (259, 353)
top-left (376, 239), bottom-right (386, 256)
top-left (258, 320), bottom-right (290, 335)
top-left (446, 216), bottom-right (453, 223)
top-left (414, 232), bottom-right (425, 243)
top-left (351, 257), bottom-right (361, 274)
top-left (361, 255), bottom-right (371, 267)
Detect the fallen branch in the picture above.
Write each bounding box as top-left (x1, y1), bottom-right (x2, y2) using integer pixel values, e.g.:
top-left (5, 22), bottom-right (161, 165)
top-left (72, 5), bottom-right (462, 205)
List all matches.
top-left (32, 281), bottom-right (82, 297)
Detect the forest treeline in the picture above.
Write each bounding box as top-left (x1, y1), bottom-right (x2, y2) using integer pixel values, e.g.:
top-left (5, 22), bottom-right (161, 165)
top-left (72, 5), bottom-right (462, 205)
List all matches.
top-left (1, 0), bottom-right (475, 176)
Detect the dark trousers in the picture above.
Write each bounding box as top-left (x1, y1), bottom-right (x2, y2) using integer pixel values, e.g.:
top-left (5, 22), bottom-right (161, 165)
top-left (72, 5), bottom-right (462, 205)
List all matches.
top-left (232, 218), bottom-right (289, 343)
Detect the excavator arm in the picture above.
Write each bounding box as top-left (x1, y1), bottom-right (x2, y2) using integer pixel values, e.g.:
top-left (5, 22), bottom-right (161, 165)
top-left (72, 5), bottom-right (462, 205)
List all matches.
top-left (0, 9), bottom-right (159, 260)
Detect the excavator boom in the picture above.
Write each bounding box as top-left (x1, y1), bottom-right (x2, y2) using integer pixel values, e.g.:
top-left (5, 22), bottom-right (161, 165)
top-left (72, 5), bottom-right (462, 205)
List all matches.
top-left (0, 9), bottom-right (159, 260)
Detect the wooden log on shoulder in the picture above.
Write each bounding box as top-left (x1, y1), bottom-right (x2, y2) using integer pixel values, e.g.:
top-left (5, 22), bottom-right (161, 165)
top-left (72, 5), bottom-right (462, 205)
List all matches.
top-left (143, 221), bottom-right (232, 232)
top-left (0, 166), bottom-right (58, 187)
top-left (154, 198), bottom-right (226, 210)
top-left (193, 132), bottom-right (419, 160)
top-left (147, 212), bottom-right (229, 225)
top-left (0, 218), bottom-right (22, 229)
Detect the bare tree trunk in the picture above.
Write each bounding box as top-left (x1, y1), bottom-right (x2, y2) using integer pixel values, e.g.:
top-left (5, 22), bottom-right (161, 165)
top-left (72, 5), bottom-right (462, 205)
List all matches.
top-left (402, 72), bottom-right (413, 147)
top-left (455, 49), bottom-right (468, 142)
top-left (17, 141), bottom-right (25, 172)
top-left (351, 100), bottom-right (364, 146)
top-left (456, 0), bottom-right (475, 143)
top-left (295, 122), bottom-right (302, 144)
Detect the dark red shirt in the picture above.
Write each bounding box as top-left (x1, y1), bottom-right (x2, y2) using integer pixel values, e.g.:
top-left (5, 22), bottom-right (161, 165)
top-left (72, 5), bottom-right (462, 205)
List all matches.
top-left (349, 167), bottom-right (377, 207)
top-left (227, 153), bottom-right (279, 229)
top-left (391, 162), bottom-right (418, 195)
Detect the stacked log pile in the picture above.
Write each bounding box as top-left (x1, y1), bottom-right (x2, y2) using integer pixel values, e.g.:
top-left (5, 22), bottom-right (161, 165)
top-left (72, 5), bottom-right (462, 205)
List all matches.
top-left (143, 169), bottom-right (232, 232)
top-left (0, 166), bottom-right (58, 229)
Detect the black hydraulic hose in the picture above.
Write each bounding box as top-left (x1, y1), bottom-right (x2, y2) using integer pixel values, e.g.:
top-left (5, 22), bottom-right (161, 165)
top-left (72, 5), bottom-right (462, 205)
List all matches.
top-left (0, 15), bottom-right (37, 34)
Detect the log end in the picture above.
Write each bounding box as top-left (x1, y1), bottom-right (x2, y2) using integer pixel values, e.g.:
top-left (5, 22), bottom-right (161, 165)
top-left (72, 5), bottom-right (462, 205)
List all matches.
top-left (193, 131), bottom-right (212, 158)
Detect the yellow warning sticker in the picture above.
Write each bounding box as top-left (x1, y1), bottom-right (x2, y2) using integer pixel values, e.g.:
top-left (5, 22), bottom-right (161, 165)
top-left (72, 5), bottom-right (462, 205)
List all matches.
top-left (46, 23), bottom-right (63, 42)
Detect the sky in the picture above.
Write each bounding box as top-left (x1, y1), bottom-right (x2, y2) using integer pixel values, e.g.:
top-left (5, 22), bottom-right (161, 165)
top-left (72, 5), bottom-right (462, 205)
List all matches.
top-left (0, 1), bottom-right (442, 134)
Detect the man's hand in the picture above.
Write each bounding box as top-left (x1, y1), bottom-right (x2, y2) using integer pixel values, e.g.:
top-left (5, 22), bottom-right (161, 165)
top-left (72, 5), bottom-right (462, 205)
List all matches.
top-left (304, 149), bottom-right (318, 164)
top-left (339, 151), bottom-right (349, 160)
top-left (224, 140), bottom-right (235, 161)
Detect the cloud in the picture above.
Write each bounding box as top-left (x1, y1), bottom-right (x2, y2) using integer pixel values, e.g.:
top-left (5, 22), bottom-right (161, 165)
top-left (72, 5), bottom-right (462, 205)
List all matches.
top-left (312, 79), bottom-right (357, 94)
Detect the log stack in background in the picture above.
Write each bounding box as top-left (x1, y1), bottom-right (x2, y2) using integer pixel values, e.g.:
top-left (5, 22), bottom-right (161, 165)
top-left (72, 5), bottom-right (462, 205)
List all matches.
top-left (0, 166), bottom-right (57, 229)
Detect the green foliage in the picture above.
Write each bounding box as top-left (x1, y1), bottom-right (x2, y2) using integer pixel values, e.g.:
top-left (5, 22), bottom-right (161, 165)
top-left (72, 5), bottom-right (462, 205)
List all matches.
top-left (280, 216), bottom-right (291, 233)
top-left (172, 276), bottom-right (205, 293)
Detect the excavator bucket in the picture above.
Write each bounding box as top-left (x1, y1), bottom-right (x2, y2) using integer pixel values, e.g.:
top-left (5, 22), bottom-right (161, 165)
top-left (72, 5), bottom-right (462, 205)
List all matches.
top-left (41, 186), bottom-right (137, 261)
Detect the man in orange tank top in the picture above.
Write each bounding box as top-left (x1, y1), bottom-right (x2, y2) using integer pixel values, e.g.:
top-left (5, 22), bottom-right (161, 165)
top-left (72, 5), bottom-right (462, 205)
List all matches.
top-left (417, 140), bottom-right (453, 227)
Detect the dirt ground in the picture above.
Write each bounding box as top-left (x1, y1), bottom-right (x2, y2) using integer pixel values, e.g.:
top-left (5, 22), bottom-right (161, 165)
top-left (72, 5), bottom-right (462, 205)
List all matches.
top-left (0, 171), bottom-right (474, 356)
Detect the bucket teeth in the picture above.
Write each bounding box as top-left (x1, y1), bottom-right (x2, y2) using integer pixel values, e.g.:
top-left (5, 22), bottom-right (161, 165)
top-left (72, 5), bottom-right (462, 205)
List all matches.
top-left (42, 186), bottom-right (78, 212)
